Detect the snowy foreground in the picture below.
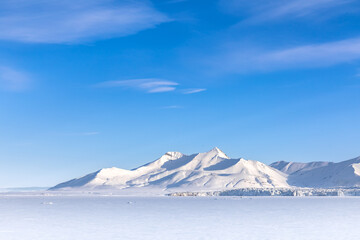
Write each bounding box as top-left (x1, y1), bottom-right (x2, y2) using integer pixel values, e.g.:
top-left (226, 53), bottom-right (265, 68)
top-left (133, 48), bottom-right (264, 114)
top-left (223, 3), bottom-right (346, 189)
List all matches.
top-left (1, 194), bottom-right (360, 240)
top-left (169, 187), bottom-right (360, 196)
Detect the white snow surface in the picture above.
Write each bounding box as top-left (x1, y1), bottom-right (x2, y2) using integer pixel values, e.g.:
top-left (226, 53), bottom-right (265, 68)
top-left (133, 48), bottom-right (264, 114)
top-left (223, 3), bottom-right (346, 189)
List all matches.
top-left (51, 148), bottom-right (289, 191)
top-left (1, 194), bottom-right (360, 240)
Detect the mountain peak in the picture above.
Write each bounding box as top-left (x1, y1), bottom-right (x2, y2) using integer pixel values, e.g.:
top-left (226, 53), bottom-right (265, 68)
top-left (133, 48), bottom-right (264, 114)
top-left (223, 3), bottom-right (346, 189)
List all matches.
top-left (51, 147), bottom-right (289, 190)
top-left (163, 151), bottom-right (183, 158)
top-left (212, 147), bottom-right (221, 152)
top-left (209, 147), bottom-right (229, 159)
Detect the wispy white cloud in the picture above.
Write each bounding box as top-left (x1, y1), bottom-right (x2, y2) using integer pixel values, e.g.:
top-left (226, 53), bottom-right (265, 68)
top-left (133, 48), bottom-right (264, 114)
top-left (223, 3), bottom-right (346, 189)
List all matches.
top-left (182, 88), bottom-right (206, 94)
top-left (96, 78), bottom-right (178, 93)
top-left (165, 0), bottom-right (188, 4)
top-left (60, 131), bottom-right (100, 136)
top-left (96, 78), bottom-right (208, 94)
top-left (220, 0), bottom-right (356, 23)
top-left (256, 37), bottom-right (360, 69)
top-left (148, 86), bottom-right (177, 93)
top-left (0, 66), bottom-right (31, 91)
top-left (0, 0), bottom-right (169, 43)
top-left (81, 132), bottom-right (100, 136)
top-left (161, 105), bottom-right (183, 109)
top-left (209, 37), bottom-right (360, 73)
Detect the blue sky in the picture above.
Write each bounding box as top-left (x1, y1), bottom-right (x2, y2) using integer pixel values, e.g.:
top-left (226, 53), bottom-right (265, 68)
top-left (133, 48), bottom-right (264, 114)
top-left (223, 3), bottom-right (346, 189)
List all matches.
top-left (1, 0), bottom-right (360, 187)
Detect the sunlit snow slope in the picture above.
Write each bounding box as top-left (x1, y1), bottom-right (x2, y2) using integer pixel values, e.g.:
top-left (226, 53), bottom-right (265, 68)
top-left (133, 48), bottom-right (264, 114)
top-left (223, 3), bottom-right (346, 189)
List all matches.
top-left (287, 157), bottom-right (360, 188)
top-left (50, 148), bottom-right (289, 190)
top-left (270, 161), bottom-right (332, 175)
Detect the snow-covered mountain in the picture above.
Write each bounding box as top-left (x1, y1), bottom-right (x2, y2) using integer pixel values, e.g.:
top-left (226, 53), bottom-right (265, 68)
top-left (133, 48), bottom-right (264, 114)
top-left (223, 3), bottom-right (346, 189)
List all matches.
top-left (271, 157), bottom-right (360, 188)
top-left (51, 148), bottom-right (360, 191)
top-left (270, 161), bottom-right (332, 175)
top-left (287, 157), bottom-right (360, 188)
top-left (50, 148), bottom-right (289, 191)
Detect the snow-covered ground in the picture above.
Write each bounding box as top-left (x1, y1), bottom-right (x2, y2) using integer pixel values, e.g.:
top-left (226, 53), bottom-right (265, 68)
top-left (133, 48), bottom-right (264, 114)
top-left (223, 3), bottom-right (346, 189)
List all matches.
top-left (169, 187), bottom-right (360, 196)
top-left (1, 194), bottom-right (360, 240)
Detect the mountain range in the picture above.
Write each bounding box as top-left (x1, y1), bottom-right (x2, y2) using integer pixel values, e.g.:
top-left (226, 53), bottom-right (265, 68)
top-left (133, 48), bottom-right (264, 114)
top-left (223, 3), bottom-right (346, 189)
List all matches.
top-left (50, 148), bottom-right (360, 191)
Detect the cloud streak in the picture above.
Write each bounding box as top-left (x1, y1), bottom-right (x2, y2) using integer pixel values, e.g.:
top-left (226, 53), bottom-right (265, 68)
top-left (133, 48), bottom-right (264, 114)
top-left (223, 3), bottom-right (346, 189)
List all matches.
top-left (182, 88), bottom-right (206, 94)
top-left (221, 0), bottom-right (356, 23)
top-left (257, 37), bottom-right (360, 69)
top-left (59, 131), bottom-right (100, 136)
top-left (81, 132), bottom-right (100, 136)
top-left (0, 66), bottom-right (30, 91)
top-left (0, 0), bottom-right (169, 43)
top-left (97, 78), bottom-right (179, 93)
top-left (161, 105), bottom-right (183, 109)
top-left (210, 37), bottom-right (360, 73)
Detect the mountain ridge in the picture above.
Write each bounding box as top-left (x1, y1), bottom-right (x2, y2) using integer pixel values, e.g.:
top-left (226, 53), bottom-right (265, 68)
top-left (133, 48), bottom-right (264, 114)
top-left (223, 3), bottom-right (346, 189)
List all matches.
top-left (50, 148), bottom-right (360, 191)
top-left (50, 147), bottom-right (289, 191)
top-left (270, 161), bottom-right (333, 175)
